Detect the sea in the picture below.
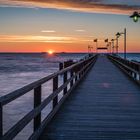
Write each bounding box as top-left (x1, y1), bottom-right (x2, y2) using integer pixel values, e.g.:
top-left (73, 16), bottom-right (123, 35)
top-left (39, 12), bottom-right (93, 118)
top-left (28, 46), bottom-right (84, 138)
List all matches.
top-left (0, 52), bottom-right (87, 140)
top-left (0, 52), bottom-right (140, 140)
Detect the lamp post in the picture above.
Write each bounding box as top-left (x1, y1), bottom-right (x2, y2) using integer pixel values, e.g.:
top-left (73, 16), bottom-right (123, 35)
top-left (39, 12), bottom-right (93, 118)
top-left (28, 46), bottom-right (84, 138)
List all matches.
top-left (108, 42), bottom-right (112, 54)
top-left (115, 33), bottom-right (120, 55)
top-left (104, 39), bottom-right (109, 53)
top-left (111, 38), bottom-right (118, 55)
top-left (130, 11), bottom-right (140, 22)
top-left (90, 46), bottom-right (93, 54)
top-left (111, 39), bottom-right (115, 54)
top-left (116, 28), bottom-right (127, 59)
top-left (93, 39), bottom-right (98, 53)
top-left (88, 45), bottom-right (93, 54)
top-left (88, 45), bottom-right (90, 53)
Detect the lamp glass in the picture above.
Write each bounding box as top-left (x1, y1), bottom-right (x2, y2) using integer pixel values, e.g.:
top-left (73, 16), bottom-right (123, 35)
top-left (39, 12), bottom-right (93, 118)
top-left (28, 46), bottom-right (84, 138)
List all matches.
top-left (133, 16), bottom-right (139, 22)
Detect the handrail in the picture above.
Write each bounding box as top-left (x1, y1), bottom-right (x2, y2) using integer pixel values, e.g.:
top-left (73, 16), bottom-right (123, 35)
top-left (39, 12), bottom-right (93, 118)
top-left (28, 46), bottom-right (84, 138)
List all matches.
top-left (0, 55), bottom-right (94, 106)
top-left (108, 54), bottom-right (140, 84)
top-left (0, 54), bottom-right (98, 140)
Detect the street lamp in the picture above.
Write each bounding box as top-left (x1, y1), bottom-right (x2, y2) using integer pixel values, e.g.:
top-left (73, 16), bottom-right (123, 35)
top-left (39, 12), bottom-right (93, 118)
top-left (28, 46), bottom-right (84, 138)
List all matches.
top-left (111, 38), bottom-right (118, 55)
top-left (107, 42), bottom-right (112, 54)
top-left (88, 45), bottom-right (93, 53)
top-left (104, 39), bottom-right (109, 53)
top-left (93, 39), bottom-right (98, 53)
top-left (130, 11), bottom-right (140, 22)
top-left (111, 39), bottom-right (115, 54)
top-left (116, 28), bottom-right (127, 59)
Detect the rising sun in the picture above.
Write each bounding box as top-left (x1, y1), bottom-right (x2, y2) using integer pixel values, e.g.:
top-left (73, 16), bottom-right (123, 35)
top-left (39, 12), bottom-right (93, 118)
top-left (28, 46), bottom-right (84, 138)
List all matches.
top-left (48, 50), bottom-right (54, 55)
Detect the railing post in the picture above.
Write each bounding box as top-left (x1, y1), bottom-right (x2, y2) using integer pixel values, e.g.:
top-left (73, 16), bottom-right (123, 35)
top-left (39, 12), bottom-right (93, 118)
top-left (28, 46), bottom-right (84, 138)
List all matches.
top-left (0, 104), bottom-right (3, 138)
top-left (53, 76), bottom-right (58, 108)
top-left (79, 64), bottom-right (81, 79)
top-left (63, 71), bottom-right (67, 95)
top-left (139, 69), bottom-right (140, 81)
top-left (75, 74), bottom-right (78, 82)
top-left (83, 61), bottom-right (86, 74)
top-left (34, 85), bottom-right (41, 131)
top-left (70, 70), bottom-right (73, 87)
top-left (134, 73), bottom-right (137, 80)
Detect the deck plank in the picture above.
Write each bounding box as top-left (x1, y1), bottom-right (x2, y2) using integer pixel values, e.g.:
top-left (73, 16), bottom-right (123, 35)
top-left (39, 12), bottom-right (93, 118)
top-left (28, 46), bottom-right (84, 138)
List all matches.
top-left (39, 55), bottom-right (140, 140)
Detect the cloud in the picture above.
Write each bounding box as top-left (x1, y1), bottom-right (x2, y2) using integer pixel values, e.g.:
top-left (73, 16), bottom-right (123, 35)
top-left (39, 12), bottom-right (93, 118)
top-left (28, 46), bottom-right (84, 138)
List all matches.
top-left (41, 30), bottom-right (56, 33)
top-left (0, 35), bottom-right (88, 43)
top-left (0, 0), bottom-right (140, 15)
top-left (0, 34), bottom-right (92, 44)
top-left (75, 30), bottom-right (85, 32)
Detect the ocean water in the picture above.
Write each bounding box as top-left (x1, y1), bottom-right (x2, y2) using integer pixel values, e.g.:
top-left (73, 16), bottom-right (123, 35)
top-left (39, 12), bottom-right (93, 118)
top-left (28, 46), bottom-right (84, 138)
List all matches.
top-left (0, 53), bottom-right (86, 96)
top-left (119, 53), bottom-right (140, 62)
top-left (0, 53), bottom-right (86, 140)
top-left (0, 52), bottom-right (139, 140)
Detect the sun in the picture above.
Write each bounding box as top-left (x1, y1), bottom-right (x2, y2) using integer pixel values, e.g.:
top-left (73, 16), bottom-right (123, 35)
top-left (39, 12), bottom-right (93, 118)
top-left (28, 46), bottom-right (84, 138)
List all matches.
top-left (48, 50), bottom-right (54, 55)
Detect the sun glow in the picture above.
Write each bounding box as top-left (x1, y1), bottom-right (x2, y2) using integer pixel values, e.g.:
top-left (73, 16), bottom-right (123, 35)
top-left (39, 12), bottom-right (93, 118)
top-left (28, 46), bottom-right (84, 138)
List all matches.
top-left (48, 50), bottom-right (54, 55)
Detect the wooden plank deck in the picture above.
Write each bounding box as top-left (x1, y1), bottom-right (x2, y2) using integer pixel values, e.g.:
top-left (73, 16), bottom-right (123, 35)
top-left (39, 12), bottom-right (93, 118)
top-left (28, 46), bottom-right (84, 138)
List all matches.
top-left (39, 55), bottom-right (140, 140)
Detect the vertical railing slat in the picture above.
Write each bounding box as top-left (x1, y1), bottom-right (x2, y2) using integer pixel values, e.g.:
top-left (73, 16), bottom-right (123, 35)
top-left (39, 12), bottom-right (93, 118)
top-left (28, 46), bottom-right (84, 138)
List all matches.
top-left (70, 70), bottom-right (73, 88)
top-left (63, 72), bottom-right (67, 95)
top-left (139, 67), bottom-right (140, 81)
top-left (34, 85), bottom-right (41, 131)
top-left (0, 104), bottom-right (3, 138)
top-left (53, 76), bottom-right (58, 108)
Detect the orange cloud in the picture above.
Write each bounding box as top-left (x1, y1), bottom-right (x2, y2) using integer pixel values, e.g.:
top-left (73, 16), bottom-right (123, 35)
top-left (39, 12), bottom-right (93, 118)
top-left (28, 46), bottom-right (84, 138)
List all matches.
top-left (0, 35), bottom-right (74, 43)
top-left (0, 35), bottom-right (89, 43)
top-left (0, 0), bottom-right (140, 15)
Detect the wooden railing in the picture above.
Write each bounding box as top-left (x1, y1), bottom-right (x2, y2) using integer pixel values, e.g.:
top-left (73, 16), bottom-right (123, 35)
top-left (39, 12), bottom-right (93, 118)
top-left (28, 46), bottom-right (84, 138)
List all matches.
top-left (108, 54), bottom-right (140, 84)
top-left (0, 54), bottom-right (98, 140)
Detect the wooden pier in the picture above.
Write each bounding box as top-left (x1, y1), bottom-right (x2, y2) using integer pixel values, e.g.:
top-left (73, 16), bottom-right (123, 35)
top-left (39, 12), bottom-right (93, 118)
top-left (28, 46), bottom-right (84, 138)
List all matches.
top-left (40, 55), bottom-right (140, 140)
top-left (0, 54), bottom-right (140, 140)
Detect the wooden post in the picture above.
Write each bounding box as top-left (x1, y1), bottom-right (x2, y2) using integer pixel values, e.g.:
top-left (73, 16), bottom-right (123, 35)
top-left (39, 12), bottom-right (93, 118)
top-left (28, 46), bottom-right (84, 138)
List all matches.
top-left (139, 66), bottom-right (140, 81)
top-left (75, 73), bottom-right (78, 82)
top-left (0, 105), bottom-right (3, 138)
top-left (70, 70), bottom-right (73, 87)
top-left (79, 71), bottom-right (81, 79)
top-left (134, 73), bottom-right (137, 80)
top-left (63, 72), bottom-right (67, 95)
top-left (79, 64), bottom-right (81, 79)
top-left (53, 76), bottom-right (58, 108)
top-left (59, 63), bottom-right (63, 70)
top-left (34, 85), bottom-right (41, 131)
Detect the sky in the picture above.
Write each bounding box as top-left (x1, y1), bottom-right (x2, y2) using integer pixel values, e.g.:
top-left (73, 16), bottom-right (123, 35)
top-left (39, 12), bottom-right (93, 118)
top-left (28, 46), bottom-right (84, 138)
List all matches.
top-left (0, 0), bottom-right (140, 53)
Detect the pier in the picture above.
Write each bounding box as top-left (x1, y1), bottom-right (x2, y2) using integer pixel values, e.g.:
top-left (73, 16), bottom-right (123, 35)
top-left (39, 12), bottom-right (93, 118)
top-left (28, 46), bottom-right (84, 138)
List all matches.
top-left (0, 54), bottom-right (140, 140)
